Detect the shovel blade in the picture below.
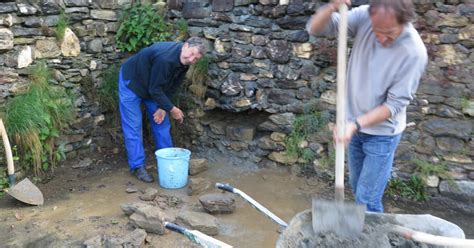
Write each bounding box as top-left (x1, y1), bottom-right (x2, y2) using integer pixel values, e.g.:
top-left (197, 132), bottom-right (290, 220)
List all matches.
top-left (312, 198), bottom-right (366, 239)
top-left (6, 178), bottom-right (44, 206)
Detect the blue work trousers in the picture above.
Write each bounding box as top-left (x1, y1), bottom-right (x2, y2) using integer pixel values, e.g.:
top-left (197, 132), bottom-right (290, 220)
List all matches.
top-left (348, 132), bottom-right (401, 212)
top-left (118, 67), bottom-right (173, 171)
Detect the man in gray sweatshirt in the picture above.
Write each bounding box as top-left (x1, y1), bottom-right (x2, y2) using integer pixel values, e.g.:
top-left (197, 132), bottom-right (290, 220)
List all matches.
top-left (307, 0), bottom-right (427, 212)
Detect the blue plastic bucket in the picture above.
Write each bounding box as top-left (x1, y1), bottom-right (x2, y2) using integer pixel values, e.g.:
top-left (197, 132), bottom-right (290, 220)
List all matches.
top-left (155, 148), bottom-right (191, 189)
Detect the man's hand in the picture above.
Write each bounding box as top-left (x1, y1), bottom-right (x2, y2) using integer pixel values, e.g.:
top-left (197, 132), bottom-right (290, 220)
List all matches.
top-left (153, 108), bottom-right (166, 124)
top-left (330, 0), bottom-right (351, 11)
top-left (170, 106), bottom-right (184, 123)
top-left (333, 122), bottom-right (358, 145)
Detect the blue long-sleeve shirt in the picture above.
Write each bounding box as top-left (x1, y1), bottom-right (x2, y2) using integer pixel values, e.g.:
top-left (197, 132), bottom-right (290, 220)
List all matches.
top-left (121, 42), bottom-right (189, 111)
top-left (308, 5), bottom-right (428, 135)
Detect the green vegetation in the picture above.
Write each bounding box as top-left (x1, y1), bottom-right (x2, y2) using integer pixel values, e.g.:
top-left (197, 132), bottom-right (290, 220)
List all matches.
top-left (188, 56), bottom-right (210, 100)
top-left (386, 175), bottom-right (428, 202)
top-left (98, 64), bottom-right (120, 120)
top-left (318, 145), bottom-right (335, 169)
top-left (175, 18), bottom-right (189, 41)
top-left (285, 110), bottom-right (330, 162)
top-left (116, 4), bottom-right (172, 52)
top-left (5, 62), bottom-right (74, 175)
top-left (413, 158), bottom-right (451, 179)
top-left (56, 9), bottom-right (68, 41)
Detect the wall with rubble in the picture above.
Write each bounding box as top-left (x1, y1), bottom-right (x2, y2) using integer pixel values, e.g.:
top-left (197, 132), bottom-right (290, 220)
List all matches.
top-left (0, 0), bottom-right (472, 200)
top-left (168, 0), bottom-right (474, 201)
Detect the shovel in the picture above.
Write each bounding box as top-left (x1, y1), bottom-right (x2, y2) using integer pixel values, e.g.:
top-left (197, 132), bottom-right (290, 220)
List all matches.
top-left (164, 222), bottom-right (233, 248)
top-left (0, 118), bottom-right (44, 206)
top-left (312, 4), bottom-right (365, 238)
top-left (216, 183), bottom-right (288, 228)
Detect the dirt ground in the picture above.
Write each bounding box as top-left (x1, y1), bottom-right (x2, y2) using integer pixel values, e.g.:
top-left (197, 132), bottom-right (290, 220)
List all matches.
top-left (0, 147), bottom-right (473, 247)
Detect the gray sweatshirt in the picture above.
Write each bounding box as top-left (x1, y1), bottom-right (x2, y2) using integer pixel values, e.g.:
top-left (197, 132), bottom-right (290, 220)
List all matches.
top-left (308, 5), bottom-right (428, 135)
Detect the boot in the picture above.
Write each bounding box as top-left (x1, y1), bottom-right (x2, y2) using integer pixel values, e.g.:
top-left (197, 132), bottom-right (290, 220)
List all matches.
top-left (133, 167), bottom-right (154, 183)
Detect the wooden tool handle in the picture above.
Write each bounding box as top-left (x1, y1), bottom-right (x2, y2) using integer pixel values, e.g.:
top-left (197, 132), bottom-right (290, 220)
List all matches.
top-left (335, 4), bottom-right (349, 200)
top-left (392, 225), bottom-right (474, 247)
top-left (0, 119), bottom-right (15, 179)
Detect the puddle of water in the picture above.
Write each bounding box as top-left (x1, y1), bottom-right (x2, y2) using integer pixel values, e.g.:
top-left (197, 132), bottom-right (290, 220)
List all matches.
top-left (0, 154), bottom-right (472, 247)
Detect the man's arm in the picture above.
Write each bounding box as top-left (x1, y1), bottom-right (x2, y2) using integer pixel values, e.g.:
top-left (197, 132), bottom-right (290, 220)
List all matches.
top-left (335, 105), bottom-right (391, 143)
top-left (306, 0), bottom-right (351, 35)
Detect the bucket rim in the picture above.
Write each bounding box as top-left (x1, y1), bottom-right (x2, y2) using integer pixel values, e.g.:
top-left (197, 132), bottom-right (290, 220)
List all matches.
top-left (155, 147), bottom-right (191, 159)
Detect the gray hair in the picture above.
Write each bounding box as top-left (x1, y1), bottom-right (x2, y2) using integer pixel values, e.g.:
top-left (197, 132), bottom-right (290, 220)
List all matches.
top-left (185, 37), bottom-right (207, 55)
top-left (369, 0), bottom-right (415, 24)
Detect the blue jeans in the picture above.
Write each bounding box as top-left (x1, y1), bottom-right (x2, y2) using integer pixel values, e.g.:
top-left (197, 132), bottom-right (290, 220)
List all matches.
top-left (348, 132), bottom-right (401, 212)
top-left (118, 67), bottom-right (173, 171)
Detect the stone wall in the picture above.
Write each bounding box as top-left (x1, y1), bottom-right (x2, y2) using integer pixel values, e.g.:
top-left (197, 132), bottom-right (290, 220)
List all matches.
top-left (0, 0), bottom-right (127, 158)
top-left (168, 0), bottom-right (474, 200)
top-left (0, 0), bottom-right (472, 200)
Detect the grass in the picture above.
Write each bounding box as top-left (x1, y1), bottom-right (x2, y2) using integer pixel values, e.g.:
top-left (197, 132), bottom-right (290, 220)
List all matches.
top-left (413, 158), bottom-right (451, 179)
top-left (98, 64), bottom-right (120, 121)
top-left (56, 9), bottom-right (68, 41)
top-left (175, 18), bottom-right (189, 41)
top-left (5, 61), bottom-right (74, 175)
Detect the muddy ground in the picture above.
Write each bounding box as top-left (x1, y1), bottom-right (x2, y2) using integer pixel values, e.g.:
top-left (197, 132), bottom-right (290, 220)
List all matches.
top-left (0, 147), bottom-right (473, 248)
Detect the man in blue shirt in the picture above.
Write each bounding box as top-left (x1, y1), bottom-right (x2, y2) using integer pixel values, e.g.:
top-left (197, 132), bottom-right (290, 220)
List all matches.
top-left (119, 37), bottom-right (206, 182)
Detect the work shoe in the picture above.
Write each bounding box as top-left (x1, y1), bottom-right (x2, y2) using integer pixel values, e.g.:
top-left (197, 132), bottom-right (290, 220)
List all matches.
top-left (133, 167), bottom-right (154, 183)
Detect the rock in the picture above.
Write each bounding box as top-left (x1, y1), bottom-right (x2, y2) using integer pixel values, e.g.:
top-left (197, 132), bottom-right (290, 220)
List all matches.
top-left (213, 0), bottom-right (234, 12)
top-left (277, 210), bottom-right (466, 248)
top-left (83, 235), bottom-right (103, 247)
top-left (87, 38), bottom-right (103, 53)
top-left (177, 210), bottom-right (219, 236)
top-left (440, 180), bottom-right (474, 201)
top-left (139, 188), bottom-right (158, 201)
top-left (182, 2), bottom-right (210, 19)
top-left (221, 73), bottom-right (242, 96)
top-left (275, 16), bottom-right (309, 30)
top-left (90, 10), bottom-right (117, 21)
top-left (0, 3), bottom-right (17, 13)
top-left (258, 135), bottom-right (281, 150)
top-left (126, 187), bottom-right (138, 193)
top-left (268, 151), bottom-right (297, 165)
top-left (267, 40), bottom-right (290, 64)
top-left (187, 178), bottom-right (211, 196)
top-left (421, 118), bottom-right (472, 141)
top-left (292, 43), bottom-right (312, 59)
top-left (17, 3), bottom-right (38, 15)
top-left (443, 154), bottom-right (473, 164)
top-left (64, 0), bottom-right (90, 7)
top-left (121, 202), bottom-right (152, 216)
top-left (226, 124), bottom-right (255, 141)
top-left (435, 136), bottom-right (465, 152)
top-left (423, 175), bottom-right (440, 188)
top-left (35, 39), bottom-right (61, 59)
top-left (72, 158), bottom-right (93, 168)
top-left (128, 205), bottom-right (166, 234)
top-left (0, 28), bottom-right (14, 50)
top-left (235, 0), bottom-right (258, 7)
top-left (462, 100), bottom-right (474, 116)
top-left (199, 193), bottom-right (236, 214)
top-left (16, 46), bottom-right (33, 68)
top-left (61, 28), bottom-right (80, 57)
top-left (189, 158), bottom-right (209, 175)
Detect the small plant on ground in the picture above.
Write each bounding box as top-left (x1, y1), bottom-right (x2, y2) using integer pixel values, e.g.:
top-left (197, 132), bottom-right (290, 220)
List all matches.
top-left (55, 9), bottom-right (68, 41)
top-left (116, 4), bottom-right (172, 52)
top-left (5, 61), bottom-right (74, 175)
top-left (386, 175), bottom-right (428, 202)
top-left (285, 110), bottom-right (330, 162)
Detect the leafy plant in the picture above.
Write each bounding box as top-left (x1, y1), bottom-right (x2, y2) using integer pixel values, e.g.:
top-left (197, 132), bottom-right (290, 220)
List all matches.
top-left (386, 175), bottom-right (428, 202)
top-left (98, 64), bottom-right (120, 120)
top-left (116, 4), bottom-right (172, 52)
top-left (56, 9), bottom-right (68, 41)
top-left (285, 111), bottom-right (330, 161)
top-left (5, 61), bottom-right (74, 175)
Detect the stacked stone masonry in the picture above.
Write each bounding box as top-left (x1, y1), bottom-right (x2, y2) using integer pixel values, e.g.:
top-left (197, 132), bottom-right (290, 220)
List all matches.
top-left (0, 0), bottom-right (472, 200)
